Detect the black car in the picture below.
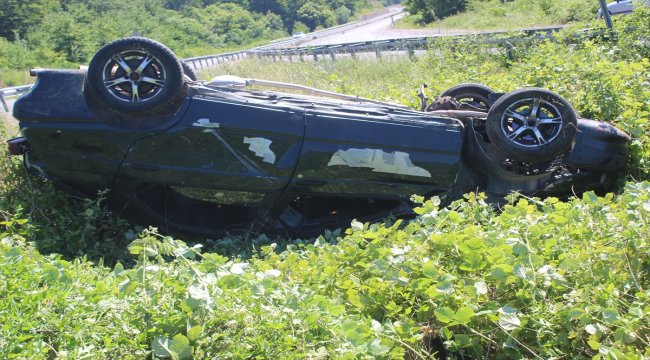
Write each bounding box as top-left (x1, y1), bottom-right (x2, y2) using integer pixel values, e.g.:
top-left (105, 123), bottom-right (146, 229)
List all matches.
top-left (8, 37), bottom-right (630, 236)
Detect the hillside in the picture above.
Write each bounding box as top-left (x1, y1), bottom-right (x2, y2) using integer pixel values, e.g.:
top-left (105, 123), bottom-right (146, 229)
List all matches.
top-left (0, 0), bottom-right (383, 86)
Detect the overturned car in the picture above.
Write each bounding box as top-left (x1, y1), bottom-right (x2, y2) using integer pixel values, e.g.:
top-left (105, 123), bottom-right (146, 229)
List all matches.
top-left (8, 37), bottom-right (630, 235)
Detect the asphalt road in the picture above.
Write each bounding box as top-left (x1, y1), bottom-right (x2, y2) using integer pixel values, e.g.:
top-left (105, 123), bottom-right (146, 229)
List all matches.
top-left (300, 12), bottom-right (470, 46)
top-left (1, 99), bottom-right (15, 114)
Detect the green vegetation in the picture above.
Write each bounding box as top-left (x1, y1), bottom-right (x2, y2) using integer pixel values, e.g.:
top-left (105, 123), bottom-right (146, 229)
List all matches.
top-left (405, 0), bottom-right (468, 22)
top-left (401, 0), bottom-right (600, 29)
top-left (1, 8), bottom-right (650, 359)
top-left (0, 0), bottom-right (378, 86)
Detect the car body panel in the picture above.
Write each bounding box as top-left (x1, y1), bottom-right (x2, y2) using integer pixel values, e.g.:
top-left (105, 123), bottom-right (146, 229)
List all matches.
top-left (122, 96), bottom-right (305, 192)
top-left (291, 111), bottom-right (463, 198)
top-left (14, 70), bottom-right (193, 192)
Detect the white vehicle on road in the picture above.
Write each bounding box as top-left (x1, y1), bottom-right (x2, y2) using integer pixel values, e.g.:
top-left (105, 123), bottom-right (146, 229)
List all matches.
top-left (597, 0), bottom-right (649, 18)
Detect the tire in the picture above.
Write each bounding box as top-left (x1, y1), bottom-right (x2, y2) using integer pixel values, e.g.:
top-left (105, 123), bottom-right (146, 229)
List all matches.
top-left (439, 83), bottom-right (495, 110)
top-left (485, 88), bottom-right (577, 162)
top-left (181, 61), bottom-right (197, 81)
top-left (87, 37), bottom-right (185, 115)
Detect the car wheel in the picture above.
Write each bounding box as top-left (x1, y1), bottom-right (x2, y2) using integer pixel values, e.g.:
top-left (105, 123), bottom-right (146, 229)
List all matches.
top-left (182, 61), bottom-right (197, 81)
top-left (87, 37), bottom-right (185, 115)
top-left (485, 88), bottom-right (577, 162)
top-left (439, 83), bottom-right (494, 110)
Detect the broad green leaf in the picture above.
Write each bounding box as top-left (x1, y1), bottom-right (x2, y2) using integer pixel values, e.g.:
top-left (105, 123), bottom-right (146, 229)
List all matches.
top-left (152, 336), bottom-right (174, 358)
top-left (602, 308), bottom-right (620, 324)
top-left (499, 313), bottom-right (521, 331)
top-left (455, 307), bottom-right (475, 324)
top-left (188, 285), bottom-right (210, 301)
top-left (170, 334), bottom-right (192, 360)
top-left (567, 308), bottom-right (586, 320)
top-left (512, 242), bottom-right (529, 256)
top-left (350, 220), bottom-right (364, 231)
top-left (585, 324), bottom-right (598, 335)
top-left (454, 334), bottom-right (472, 347)
top-left (459, 252), bottom-right (485, 271)
top-left (422, 260), bottom-right (439, 278)
top-left (588, 334), bottom-right (601, 350)
top-left (436, 281), bottom-right (454, 295)
top-left (118, 278), bottom-right (138, 297)
top-left (435, 307), bottom-right (455, 324)
top-left (514, 265), bottom-right (528, 280)
top-left (369, 338), bottom-right (391, 356)
top-left (187, 326), bottom-right (202, 342)
top-left (113, 262), bottom-right (124, 276)
top-left (328, 304), bottom-right (346, 316)
top-left (490, 264), bottom-right (513, 281)
top-left (474, 281), bottom-right (488, 295)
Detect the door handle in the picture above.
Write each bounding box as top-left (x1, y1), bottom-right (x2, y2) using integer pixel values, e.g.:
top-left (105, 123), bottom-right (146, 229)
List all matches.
top-left (296, 179), bottom-right (327, 187)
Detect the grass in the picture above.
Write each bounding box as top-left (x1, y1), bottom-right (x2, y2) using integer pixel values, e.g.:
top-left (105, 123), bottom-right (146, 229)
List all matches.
top-left (0, 111), bottom-right (18, 137)
top-left (398, 0), bottom-right (601, 30)
top-left (0, 69), bottom-right (35, 88)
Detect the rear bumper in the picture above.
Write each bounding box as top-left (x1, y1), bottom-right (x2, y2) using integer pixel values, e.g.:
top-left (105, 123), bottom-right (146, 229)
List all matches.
top-left (7, 137), bottom-right (29, 156)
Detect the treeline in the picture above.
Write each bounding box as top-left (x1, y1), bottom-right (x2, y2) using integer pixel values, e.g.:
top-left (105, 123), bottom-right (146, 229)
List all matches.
top-left (0, 0), bottom-right (382, 70)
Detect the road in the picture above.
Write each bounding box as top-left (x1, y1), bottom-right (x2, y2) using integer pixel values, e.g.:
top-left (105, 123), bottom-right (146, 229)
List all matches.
top-left (301, 12), bottom-right (470, 46)
top-left (1, 99), bottom-right (15, 114)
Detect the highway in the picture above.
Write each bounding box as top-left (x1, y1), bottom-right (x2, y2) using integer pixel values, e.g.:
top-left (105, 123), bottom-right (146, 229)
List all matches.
top-left (300, 11), bottom-right (470, 46)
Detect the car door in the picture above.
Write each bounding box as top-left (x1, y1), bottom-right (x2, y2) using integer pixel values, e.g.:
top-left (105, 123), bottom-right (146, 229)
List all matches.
top-left (120, 95), bottom-right (305, 193)
top-left (288, 109), bottom-right (464, 199)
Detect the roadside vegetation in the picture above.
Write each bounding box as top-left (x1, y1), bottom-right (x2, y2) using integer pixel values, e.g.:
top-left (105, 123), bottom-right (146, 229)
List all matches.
top-left (0, 0), bottom-right (385, 87)
top-left (1, 8), bottom-right (649, 360)
top-left (401, 0), bottom-right (602, 30)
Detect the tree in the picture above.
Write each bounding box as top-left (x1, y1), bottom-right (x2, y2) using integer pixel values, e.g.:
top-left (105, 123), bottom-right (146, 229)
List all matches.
top-left (0, 0), bottom-right (58, 40)
top-left (335, 5), bottom-right (351, 24)
top-left (297, 2), bottom-right (335, 31)
top-left (405, 0), bottom-right (467, 23)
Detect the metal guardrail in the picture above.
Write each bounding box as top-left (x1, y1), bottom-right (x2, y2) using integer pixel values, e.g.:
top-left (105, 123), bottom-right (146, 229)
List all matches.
top-left (250, 25), bottom-right (567, 61)
top-left (183, 50), bottom-right (250, 71)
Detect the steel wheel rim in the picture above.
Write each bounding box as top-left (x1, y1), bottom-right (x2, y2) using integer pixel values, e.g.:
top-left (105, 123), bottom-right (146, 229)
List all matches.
top-left (101, 50), bottom-right (166, 103)
top-left (499, 97), bottom-right (563, 148)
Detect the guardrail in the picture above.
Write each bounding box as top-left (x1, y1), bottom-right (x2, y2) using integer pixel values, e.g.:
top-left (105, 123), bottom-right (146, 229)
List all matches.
top-left (250, 25), bottom-right (567, 61)
top-left (183, 50), bottom-right (250, 72)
